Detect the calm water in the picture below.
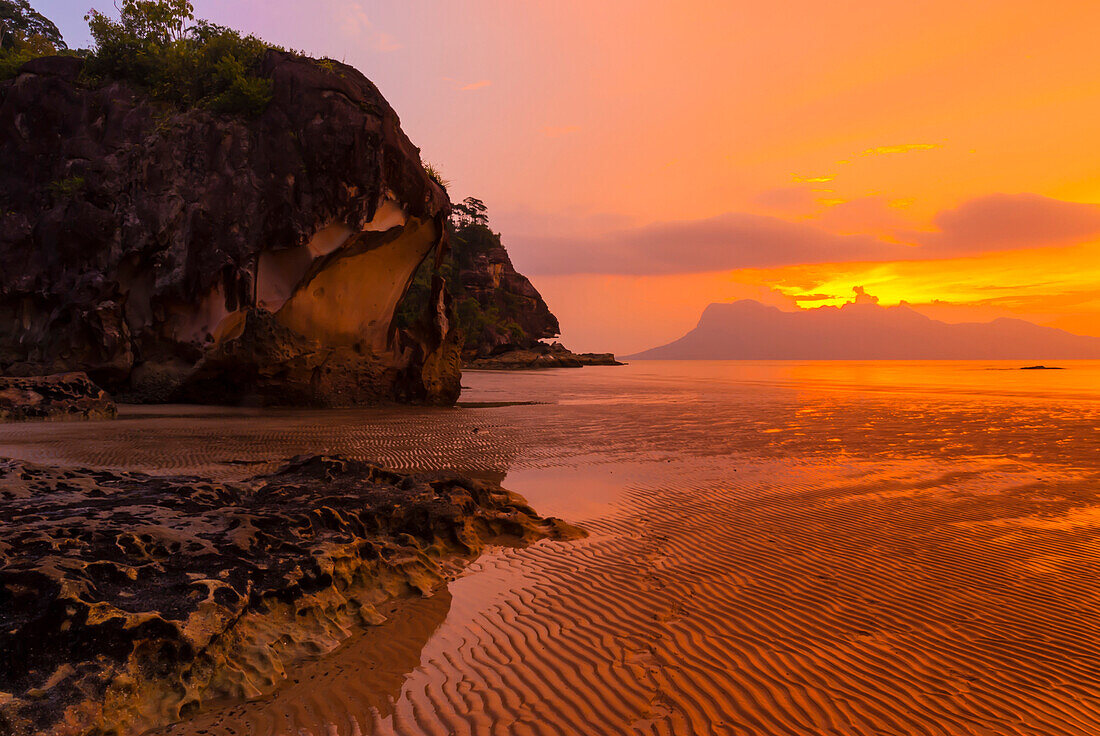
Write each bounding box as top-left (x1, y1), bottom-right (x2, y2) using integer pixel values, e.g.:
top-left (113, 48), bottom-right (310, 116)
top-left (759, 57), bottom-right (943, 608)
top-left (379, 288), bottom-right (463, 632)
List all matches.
top-left (2, 360), bottom-right (1099, 515)
top-left (7, 361), bottom-right (1100, 735)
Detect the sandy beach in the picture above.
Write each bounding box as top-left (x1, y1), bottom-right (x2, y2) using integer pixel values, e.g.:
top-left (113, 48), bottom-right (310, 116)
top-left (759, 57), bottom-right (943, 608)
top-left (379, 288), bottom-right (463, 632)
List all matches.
top-left (3, 361), bottom-right (1099, 735)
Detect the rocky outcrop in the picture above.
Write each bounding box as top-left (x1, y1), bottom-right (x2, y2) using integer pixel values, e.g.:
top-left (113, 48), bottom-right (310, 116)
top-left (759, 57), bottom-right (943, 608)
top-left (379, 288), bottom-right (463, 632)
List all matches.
top-left (398, 223), bottom-right (620, 368)
top-left (466, 341), bottom-right (623, 370)
top-left (450, 223), bottom-right (560, 359)
top-left (0, 372), bottom-right (116, 421)
top-left (0, 51), bottom-right (458, 405)
top-left (0, 455), bottom-right (583, 736)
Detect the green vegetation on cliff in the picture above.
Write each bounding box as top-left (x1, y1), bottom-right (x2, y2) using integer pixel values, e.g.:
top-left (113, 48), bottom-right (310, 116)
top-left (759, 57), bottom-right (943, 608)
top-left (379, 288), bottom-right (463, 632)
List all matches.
top-left (1, 0), bottom-right (273, 115)
top-left (84, 1), bottom-right (272, 115)
top-left (397, 198), bottom-right (561, 359)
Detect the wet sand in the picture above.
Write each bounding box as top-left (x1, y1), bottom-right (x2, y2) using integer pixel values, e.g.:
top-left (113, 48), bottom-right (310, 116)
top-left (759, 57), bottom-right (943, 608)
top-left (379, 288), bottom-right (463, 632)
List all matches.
top-left (3, 360), bottom-right (1100, 735)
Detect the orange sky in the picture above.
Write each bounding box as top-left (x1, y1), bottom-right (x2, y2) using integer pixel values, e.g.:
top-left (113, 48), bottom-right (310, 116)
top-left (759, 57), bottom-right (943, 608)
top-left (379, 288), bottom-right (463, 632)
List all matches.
top-left (45, 0), bottom-right (1100, 353)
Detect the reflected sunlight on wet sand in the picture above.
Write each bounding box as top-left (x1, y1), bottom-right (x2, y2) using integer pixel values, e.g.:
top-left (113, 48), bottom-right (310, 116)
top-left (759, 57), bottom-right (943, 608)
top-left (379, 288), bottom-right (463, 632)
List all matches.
top-left (4, 361), bottom-right (1100, 735)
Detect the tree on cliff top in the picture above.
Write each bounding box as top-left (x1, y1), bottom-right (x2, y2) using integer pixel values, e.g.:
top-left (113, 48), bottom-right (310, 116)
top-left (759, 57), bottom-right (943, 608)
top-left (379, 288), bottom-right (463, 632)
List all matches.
top-left (0, 0), bottom-right (65, 50)
top-left (453, 197), bottom-right (489, 228)
top-left (0, 0), bottom-right (272, 115)
top-left (86, 0), bottom-right (192, 51)
top-left (0, 0), bottom-right (68, 77)
top-left (84, 0), bottom-right (272, 115)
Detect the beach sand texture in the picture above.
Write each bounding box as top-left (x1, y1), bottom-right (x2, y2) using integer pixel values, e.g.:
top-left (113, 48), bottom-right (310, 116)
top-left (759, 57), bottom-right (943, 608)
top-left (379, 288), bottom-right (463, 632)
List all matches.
top-left (3, 361), bottom-right (1099, 735)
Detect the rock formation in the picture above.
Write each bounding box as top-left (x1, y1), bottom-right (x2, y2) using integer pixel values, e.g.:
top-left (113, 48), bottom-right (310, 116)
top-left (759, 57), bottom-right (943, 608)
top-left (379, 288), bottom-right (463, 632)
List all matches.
top-left (0, 51), bottom-right (459, 405)
top-left (450, 223), bottom-right (561, 358)
top-left (0, 454), bottom-right (583, 736)
top-left (0, 372), bottom-right (116, 421)
top-left (465, 340), bottom-right (622, 370)
top-left (399, 222), bottom-right (621, 368)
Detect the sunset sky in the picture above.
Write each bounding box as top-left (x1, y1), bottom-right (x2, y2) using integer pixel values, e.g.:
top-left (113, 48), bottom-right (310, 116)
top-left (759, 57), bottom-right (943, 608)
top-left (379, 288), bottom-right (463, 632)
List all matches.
top-left (42, 0), bottom-right (1100, 353)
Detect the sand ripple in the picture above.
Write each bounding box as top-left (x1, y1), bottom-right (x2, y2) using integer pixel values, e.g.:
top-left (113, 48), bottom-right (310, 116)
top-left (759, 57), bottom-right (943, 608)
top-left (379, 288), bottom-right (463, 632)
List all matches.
top-left (6, 362), bottom-right (1100, 734)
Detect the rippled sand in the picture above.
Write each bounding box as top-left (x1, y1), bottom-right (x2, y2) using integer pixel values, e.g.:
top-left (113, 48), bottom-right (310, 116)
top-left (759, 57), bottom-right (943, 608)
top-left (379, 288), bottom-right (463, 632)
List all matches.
top-left (4, 360), bottom-right (1100, 735)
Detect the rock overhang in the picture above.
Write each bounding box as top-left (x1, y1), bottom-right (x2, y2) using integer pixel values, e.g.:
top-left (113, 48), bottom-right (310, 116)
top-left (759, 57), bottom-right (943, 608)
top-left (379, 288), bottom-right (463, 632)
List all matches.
top-left (0, 50), bottom-right (458, 405)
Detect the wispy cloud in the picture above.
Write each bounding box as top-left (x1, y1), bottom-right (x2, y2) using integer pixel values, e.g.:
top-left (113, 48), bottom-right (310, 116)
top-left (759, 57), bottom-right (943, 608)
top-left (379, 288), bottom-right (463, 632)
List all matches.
top-left (859, 143), bottom-right (940, 156)
top-left (505, 193), bottom-right (1100, 277)
top-left (340, 3), bottom-right (401, 52)
top-left (792, 175), bottom-right (834, 183)
top-left (460, 80), bottom-right (492, 91)
top-left (541, 125), bottom-right (581, 138)
top-left (508, 212), bottom-right (906, 275)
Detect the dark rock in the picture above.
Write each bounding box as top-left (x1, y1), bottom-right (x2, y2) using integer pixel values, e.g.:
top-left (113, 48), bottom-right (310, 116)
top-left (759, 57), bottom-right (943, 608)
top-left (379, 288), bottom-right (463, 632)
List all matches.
top-left (0, 372), bottom-right (117, 422)
top-left (466, 341), bottom-right (623, 370)
top-left (0, 51), bottom-right (458, 405)
top-left (0, 455), bottom-right (583, 735)
top-left (451, 224), bottom-right (560, 359)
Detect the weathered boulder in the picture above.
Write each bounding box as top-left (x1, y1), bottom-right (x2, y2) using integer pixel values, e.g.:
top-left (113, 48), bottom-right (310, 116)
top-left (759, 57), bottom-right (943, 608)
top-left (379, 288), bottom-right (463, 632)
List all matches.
top-left (0, 455), bottom-right (583, 736)
top-left (0, 372), bottom-right (117, 421)
top-left (0, 51), bottom-right (458, 405)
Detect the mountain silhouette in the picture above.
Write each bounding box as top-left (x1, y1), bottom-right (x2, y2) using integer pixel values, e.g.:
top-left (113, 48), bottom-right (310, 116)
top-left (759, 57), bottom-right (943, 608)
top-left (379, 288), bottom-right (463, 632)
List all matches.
top-left (627, 300), bottom-right (1100, 360)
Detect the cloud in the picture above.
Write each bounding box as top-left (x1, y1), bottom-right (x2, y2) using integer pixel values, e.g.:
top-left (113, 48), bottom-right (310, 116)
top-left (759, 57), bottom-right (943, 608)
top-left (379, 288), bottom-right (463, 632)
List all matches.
top-left (460, 80), bottom-right (492, 91)
top-left (792, 175), bottom-right (834, 183)
top-left (503, 193), bottom-right (1100, 279)
top-left (541, 125), bottom-right (581, 138)
top-left (918, 193), bottom-right (1100, 253)
top-left (508, 212), bottom-right (910, 276)
top-left (851, 285), bottom-right (880, 304)
top-left (859, 143), bottom-right (940, 156)
top-left (340, 3), bottom-right (401, 52)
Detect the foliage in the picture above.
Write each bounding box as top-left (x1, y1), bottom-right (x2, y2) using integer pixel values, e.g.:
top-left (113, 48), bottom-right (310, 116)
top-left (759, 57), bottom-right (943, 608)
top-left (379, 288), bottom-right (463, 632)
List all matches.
top-left (0, 0), bottom-right (66, 79)
top-left (0, 0), bottom-right (65, 50)
top-left (1, 1), bottom-right (273, 114)
top-left (396, 198), bottom-right (542, 353)
top-left (83, 2), bottom-right (273, 116)
top-left (47, 175), bottom-right (85, 200)
top-left (423, 163), bottom-right (449, 192)
top-left (452, 196), bottom-right (488, 228)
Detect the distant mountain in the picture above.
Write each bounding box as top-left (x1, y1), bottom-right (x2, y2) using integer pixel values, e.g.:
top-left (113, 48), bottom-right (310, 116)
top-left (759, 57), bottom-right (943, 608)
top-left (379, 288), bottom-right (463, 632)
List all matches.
top-left (627, 300), bottom-right (1100, 360)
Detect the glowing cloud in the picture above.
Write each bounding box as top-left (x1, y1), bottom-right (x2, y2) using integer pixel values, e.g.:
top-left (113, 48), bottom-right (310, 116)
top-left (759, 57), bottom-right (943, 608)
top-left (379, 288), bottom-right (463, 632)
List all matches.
top-left (859, 144), bottom-right (941, 156)
top-left (460, 80), bottom-right (492, 91)
top-left (339, 3), bottom-right (401, 52)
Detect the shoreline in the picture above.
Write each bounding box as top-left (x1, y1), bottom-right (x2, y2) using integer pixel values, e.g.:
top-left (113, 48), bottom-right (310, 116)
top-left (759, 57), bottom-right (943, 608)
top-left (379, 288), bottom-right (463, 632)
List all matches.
top-left (0, 455), bottom-right (583, 736)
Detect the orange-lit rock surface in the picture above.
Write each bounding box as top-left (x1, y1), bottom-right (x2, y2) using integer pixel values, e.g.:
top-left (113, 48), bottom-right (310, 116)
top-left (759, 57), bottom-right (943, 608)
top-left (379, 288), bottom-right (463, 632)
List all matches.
top-left (0, 52), bottom-right (457, 405)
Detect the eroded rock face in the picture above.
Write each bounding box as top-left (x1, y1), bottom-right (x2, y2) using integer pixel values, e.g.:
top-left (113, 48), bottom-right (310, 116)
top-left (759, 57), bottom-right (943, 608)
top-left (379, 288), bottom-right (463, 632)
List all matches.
top-left (0, 455), bottom-right (582, 736)
top-left (0, 372), bottom-right (117, 421)
top-left (452, 224), bottom-right (561, 359)
top-left (0, 51), bottom-right (457, 405)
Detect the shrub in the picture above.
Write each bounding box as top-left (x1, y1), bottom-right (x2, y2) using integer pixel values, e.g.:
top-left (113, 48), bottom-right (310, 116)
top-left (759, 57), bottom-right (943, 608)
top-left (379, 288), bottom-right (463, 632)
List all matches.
top-left (47, 176), bottom-right (85, 200)
top-left (423, 163), bottom-right (450, 191)
top-left (84, 3), bottom-right (273, 116)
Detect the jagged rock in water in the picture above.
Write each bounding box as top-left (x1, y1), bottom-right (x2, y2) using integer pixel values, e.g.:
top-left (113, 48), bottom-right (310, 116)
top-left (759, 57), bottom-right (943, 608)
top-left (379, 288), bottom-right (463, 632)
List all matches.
top-left (466, 341), bottom-right (623, 370)
top-left (0, 455), bottom-right (583, 736)
top-left (0, 51), bottom-right (458, 405)
top-left (0, 372), bottom-right (117, 421)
